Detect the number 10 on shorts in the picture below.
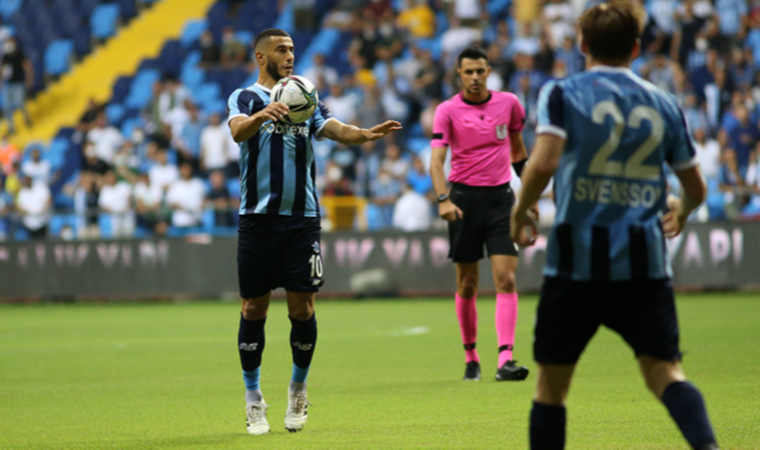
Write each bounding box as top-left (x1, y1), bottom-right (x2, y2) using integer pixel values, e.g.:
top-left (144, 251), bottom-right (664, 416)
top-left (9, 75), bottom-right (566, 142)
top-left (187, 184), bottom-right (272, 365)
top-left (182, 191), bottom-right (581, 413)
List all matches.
top-left (309, 254), bottom-right (323, 278)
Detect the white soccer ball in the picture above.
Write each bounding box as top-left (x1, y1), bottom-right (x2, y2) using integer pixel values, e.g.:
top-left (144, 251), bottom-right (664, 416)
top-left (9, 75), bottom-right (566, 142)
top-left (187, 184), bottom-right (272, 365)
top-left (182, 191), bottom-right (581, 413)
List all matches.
top-left (271, 75), bottom-right (318, 124)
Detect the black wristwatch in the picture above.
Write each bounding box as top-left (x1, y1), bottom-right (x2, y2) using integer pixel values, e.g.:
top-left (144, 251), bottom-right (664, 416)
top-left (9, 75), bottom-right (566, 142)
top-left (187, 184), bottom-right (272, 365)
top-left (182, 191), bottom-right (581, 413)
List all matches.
top-left (437, 194), bottom-right (449, 203)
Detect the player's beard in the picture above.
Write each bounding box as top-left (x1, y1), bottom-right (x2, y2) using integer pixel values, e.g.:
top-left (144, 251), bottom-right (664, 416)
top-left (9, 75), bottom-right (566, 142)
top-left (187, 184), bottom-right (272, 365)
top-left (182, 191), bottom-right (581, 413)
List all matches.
top-left (266, 60), bottom-right (285, 82)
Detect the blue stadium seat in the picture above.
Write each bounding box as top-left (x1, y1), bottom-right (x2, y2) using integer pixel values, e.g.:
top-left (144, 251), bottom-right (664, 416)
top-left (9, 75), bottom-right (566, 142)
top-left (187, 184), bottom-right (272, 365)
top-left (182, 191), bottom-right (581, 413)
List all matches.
top-left (407, 138), bottom-right (430, 155)
top-left (44, 39), bottom-right (74, 76)
top-left (191, 83), bottom-right (221, 109)
top-left (202, 209), bottom-right (215, 233)
top-left (105, 103), bottom-right (126, 126)
top-left (117, 0), bottom-right (138, 20)
top-left (98, 214), bottom-right (113, 239)
top-left (91, 3), bottom-right (120, 40)
top-left (157, 40), bottom-right (183, 77)
top-left (180, 19), bottom-right (206, 47)
top-left (111, 76), bottom-right (133, 104)
top-left (124, 69), bottom-right (160, 109)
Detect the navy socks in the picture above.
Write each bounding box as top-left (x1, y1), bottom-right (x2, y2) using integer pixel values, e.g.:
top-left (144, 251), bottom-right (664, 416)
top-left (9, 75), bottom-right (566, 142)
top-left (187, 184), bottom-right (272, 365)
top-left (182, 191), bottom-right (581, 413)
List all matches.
top-left (238, 314), bottom-right (266, 391)
top-left (530, 401), bottom-right (566, 450)
top-left (289, 313), bottom-right (317, 383)
top-left (662, 381), bottom-right (717, 449)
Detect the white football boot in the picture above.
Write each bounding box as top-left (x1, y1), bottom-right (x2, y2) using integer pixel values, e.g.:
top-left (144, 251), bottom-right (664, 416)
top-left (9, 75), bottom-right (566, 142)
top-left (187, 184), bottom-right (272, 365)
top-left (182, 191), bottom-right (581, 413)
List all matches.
top-left (284, 391), bottom-right (310, 432)
top-left (246, 401), bottom-right (270, 435)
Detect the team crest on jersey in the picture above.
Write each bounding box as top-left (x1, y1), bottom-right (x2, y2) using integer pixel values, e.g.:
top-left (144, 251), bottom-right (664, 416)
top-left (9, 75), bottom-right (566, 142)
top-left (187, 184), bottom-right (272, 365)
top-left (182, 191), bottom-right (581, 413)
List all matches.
top-left (496, 124), bottom-right (508, 140)
top-left (312, 241), bottom-right (320, 254)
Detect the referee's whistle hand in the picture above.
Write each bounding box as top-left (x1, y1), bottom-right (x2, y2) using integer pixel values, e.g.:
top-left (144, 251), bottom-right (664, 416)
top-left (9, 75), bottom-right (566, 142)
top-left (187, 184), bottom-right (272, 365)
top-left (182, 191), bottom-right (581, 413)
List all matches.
top-left (439, 200), bottom-right (463, 221)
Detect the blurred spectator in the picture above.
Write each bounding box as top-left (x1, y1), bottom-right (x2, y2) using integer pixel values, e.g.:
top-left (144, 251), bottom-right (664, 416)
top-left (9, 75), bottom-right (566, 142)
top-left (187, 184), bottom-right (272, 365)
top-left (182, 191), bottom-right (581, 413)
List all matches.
top-left (201, 112), bottom-right (230, 173)
top-left (148, 149), bottom-right (179, 193)
top-left (133, 172), bottom-right (168, 235)
top-left (448, 0), bottom-right (486, 24)
top-left (164, 99), bottom-right (193, 150)
top-left (98, 171), bottom-right (134, 238)
top-left (166, 163), bottom-right (205, 229)
top-left (406, 156), bottom-right (433, 196)
top-left (508, 54), bottom-right (547, 97)
top-left (81, 142), bottom-right (111, 179)
top-left (113, 141), bottom-right (141, 182)
top-left (356, 86), bottom-right (387, 131)
top-left (682, 92), bottom-right (710, 135)
top-left (3, 161), bottom-right (21, 196)
top-left (512, 23), bottom-right (540, 57)
top-left (713, 0), bottom-right (748, 53)
top-left (729, 48), bottom-right (755, 91)
top-left (704, 68), bottom-right (733, 131)
top-left (208, 170), bottom-right (235, 228)
top-left (643, 53), bottom-right (683, 95)
top-left (199, 30), bottom-right (221, 68)
top-left (323, 162), bottom-right (354, 196)
top-left (727, 105), bottom-right (759, 175)
top-left (647, 0), bottom-right (678, 54)
top-left (303, 54), bottom-right (339, 95)
top-left (0, 177), bottom-right (9, 240)
top-left (718, 148), bottom-right (744, 217)
top-left (694, 128), bottom-right (721, 180)
top-left (324, 83), bottom-right (359, 124)
top-left (70, 172), bottom-right (100, 239)
top-left (534, 35), bottom-right (555, 76)
top-left (414, 50), bottom-right (444, 102)
top-left (1, 37), bottom-right (33, 136)
top-left (350, 16), bottom-right (380, 69)
top-left (87, 113), bottom-right (123, 164)
top-left (397, 0), bottom-right (436, 39)
top-left (77, 98), bottom-right (104, 136)
top-left (21, 148), bottom-right (51, 185)
top-left (355, 141), bottom-right (382, 197)
top-left (382, 143), bottom-right (410, 181)
top-left (392, 182), bottom-right (431, 231)
top-left (364, 0), bottom-right (392, 21)
top-left (376, 10), bottom-right (404, 61)
top-left (744, 147), bottom-right (760, 217)
top-left (555, 35), bottom-right (584, 77)
top-left (370, 167), bottom-right (401, 227)
top-left (16, 176), bottom-right (50, 239)
top-left (672, 0), bottom-right (709, 68)
top-left (0, 138), bottom-right (19, 174)
top-left (541, 0), bottom-right (575, 49)
top-left (177, 104), bottom-right (204, 174)
top-left (157, 77), bottom-right (190, 125)
top-left (221, 27), bottom-right (248, 68)
top-left (514, 74), bottom-right (538, 151)
top-left (441, 18), bottom-right (482, 68)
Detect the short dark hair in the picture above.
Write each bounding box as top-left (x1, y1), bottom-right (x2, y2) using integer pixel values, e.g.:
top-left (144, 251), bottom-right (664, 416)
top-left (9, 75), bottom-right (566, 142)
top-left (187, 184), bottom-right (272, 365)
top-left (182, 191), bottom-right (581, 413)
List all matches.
top-left (253, 28), bottom-right (291, 51)
top-left (457, 45), bottom-right (489, 67)
top-left (579, 0), bottom-right (645, 62)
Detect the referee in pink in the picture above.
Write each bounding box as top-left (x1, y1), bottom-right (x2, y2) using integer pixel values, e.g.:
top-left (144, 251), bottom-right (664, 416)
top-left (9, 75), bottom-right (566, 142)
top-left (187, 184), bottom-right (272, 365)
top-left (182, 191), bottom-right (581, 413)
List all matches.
top-left (430, 46), bottom-right (537, 382)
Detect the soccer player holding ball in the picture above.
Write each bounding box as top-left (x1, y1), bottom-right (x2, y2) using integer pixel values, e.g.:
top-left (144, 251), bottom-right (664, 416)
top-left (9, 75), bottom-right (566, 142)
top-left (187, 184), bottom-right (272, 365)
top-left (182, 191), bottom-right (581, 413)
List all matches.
top-left (430, 46), bottom-right (535, 382)
top-left (227, 28), bottom-right (401, 435)
top-left (511, 2), bottom-right (719, 449)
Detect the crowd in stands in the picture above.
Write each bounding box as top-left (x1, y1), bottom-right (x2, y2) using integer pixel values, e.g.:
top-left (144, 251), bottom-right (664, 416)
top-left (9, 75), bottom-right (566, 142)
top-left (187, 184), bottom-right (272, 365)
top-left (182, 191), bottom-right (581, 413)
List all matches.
top-left (2, 0), bottom-right (760, 241)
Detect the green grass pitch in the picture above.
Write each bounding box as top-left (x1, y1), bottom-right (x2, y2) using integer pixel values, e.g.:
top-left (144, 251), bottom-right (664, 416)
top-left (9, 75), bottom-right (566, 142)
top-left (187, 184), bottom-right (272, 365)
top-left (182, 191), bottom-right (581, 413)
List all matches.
top-left (1, 294), bottom-right (759, 449)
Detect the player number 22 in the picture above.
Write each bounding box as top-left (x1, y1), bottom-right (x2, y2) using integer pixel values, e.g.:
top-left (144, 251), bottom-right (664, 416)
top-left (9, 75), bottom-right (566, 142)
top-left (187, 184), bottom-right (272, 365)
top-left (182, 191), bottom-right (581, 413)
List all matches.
top-left (309, 255), bottom-right (323, 278)
top-left (589, 101), bottom-right (664, 181)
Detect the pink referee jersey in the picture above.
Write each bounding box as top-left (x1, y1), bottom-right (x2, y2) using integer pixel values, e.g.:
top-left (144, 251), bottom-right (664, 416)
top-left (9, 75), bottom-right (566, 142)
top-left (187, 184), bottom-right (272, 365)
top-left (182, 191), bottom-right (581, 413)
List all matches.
top-left (431, 91), bottom-right (526, 186)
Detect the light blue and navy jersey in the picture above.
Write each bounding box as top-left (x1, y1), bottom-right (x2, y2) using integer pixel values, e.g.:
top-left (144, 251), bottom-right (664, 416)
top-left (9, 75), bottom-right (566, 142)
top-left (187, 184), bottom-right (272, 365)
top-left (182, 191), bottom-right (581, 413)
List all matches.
top-left (537, 66), bottom-right (698, 281)
top-left (228, 83), bottom-right (333, 217)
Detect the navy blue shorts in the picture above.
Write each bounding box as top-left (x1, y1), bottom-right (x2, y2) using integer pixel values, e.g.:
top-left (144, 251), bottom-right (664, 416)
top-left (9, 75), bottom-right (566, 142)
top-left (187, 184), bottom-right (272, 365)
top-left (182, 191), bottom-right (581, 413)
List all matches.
top-left (534, 277), bottom-right (681, 365)
top-left (237, 215), bottom-right (324, 299)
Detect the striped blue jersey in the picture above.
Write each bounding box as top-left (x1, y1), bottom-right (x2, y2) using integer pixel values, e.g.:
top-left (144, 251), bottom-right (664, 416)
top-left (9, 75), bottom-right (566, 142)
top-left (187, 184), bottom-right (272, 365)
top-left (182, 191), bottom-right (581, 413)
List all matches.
top-left (228, 83), bottom-right (333, 217)
top-left (537, 66), bottom-right (698, 281)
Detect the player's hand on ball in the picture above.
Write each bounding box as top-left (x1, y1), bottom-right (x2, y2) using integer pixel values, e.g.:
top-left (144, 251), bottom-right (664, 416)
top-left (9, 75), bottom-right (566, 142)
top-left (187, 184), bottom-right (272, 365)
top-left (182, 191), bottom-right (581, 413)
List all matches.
top-left (260, 102), bottom-right (290, 122)
top-left (439, 199), bottom-right (463, 222)
top-left (363, 121), bottom-right (403, 141)
top-left (662, 194), bottom-right (687, 238)
top-left (510, 207), bottom-right (538, 247)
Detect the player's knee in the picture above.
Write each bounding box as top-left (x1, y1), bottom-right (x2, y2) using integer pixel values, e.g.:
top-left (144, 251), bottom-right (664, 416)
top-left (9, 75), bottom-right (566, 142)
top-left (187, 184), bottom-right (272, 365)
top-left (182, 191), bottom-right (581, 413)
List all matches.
top-left (458, 278), bottom-right (478, 300)
top-left (288, 303), bottom-right (314, 321)
top-left (241, 299), bottom-right (268, 320)
top-left (495, 272), bottom-right (517, 293)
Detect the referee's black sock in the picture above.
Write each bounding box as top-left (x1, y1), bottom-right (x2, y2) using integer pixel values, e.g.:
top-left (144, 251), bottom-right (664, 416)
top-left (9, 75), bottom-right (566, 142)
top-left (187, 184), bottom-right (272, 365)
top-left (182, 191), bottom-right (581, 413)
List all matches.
top-left (238, 314), bottom-right (266, 391)
top-left (289, 313), bottom-right (317, 386)
top-left (662, 381), bottom-right (718, 449)
top-left (530, 401), bottom-right (566, 450)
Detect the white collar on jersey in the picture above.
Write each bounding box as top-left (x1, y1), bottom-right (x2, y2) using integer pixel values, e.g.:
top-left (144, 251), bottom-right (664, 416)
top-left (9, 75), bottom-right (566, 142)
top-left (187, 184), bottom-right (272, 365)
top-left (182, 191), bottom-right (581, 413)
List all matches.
top-left (587, 65), bottom-right (635, 76)
top-left (253, 82), bottom-right (272, 93)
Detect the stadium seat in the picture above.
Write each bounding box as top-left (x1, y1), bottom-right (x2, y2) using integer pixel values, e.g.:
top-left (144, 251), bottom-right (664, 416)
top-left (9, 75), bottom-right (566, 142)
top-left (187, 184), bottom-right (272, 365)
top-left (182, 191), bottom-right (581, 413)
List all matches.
top-left (124, 69), bottom-right (160, 109)
top-left (180, 19), bottom-right (206, 47)
top-left (98, 214), bottom-right (113, 239)
top-left (117, 0), bottom-right (138, 21)
top-left (226, 179), bottom-right (240, 199)
top-left (90, 3), bottom-right (121, 40)
top-left (105, 103), bottom-right (126, 127)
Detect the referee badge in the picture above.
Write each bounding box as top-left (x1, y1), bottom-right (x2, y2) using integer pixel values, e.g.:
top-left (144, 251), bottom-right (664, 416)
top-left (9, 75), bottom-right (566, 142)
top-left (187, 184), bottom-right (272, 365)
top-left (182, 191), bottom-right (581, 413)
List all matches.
top-left (496, 124), bottom-right (508, 140)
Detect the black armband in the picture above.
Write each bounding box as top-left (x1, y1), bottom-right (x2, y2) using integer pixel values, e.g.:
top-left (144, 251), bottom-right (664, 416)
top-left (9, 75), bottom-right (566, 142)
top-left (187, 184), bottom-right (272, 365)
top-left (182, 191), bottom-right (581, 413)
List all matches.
top-left (512, 159), bottom-right (527, 177)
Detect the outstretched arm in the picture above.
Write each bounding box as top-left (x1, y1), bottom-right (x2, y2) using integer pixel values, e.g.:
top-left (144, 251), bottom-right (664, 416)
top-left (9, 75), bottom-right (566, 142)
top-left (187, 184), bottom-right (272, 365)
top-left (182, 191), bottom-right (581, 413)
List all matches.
top-left (319, 119), bottom-right (402, 146)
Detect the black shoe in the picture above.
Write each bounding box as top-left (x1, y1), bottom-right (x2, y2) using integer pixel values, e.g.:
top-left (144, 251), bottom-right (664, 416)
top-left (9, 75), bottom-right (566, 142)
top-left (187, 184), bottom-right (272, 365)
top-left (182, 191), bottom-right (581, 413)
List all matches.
top-left (463, 361), bottom-right (481, 381)
top-left (495, 360), bottom-right (529, 381)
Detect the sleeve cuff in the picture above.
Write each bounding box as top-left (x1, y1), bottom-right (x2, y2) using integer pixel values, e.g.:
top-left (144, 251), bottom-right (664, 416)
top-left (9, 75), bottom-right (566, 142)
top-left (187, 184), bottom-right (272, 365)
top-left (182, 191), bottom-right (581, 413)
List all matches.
top-left (315, 117), bottom-right (337, 141)
top-left (227, 113), bottom-right (248, 126)
top-left (669, 156), bottom-right (700, 172)
top-left (536, 124), bottom-right (567, 140)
